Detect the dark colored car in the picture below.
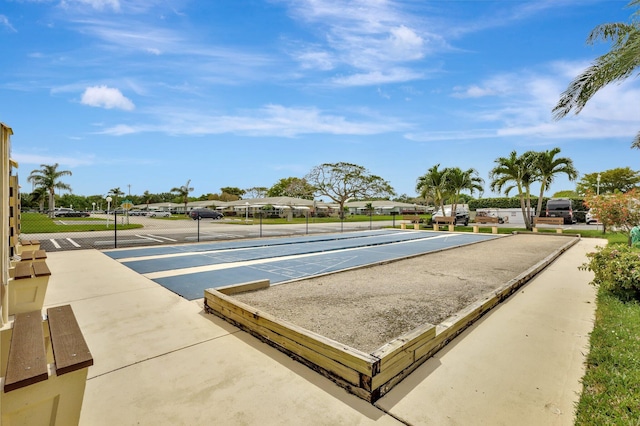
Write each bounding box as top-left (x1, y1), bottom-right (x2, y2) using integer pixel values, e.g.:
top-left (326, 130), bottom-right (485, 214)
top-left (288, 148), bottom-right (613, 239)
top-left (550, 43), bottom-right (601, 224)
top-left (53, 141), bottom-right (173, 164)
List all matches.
top-left (545, 198), bottom-right (575, 224)
top-left (54, 209), bottom-right (90, 217)
top-left (189, 209), bottom-right (224, 220)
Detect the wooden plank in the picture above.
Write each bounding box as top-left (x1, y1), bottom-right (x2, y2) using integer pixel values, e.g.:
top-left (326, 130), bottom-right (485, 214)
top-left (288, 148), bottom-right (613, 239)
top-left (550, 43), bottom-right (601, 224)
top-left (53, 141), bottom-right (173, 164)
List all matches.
top-left (4, 311), bottom-right (48, 392)
top-left (214, 280), bottom-right (270, 295)
top-left (433, 216), bottom-right (455, 224)
top-left (13, 262), bottom-right (32, 279)
top-left (533, 217), bottom-right (563, 225)
top-left (47, 305), bottom-right (94, 376)
top-left (32, 261), bottom-right (51, 277)
top-left (475, 216), bottom-right (498, 223)
top-left (34, 249), bottom-right (47, 260)
top-left (372, 323), bottom-right (436, 369)
top-left (211, 301), bottom-right (363, 386)
top-left (205, 291), bottom-right (377, 375)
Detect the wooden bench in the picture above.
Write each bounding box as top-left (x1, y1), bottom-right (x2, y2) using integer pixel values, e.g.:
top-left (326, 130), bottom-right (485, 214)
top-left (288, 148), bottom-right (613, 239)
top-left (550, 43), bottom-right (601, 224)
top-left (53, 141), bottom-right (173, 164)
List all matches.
top-left (400, 215), bottom-right (422, 230)
top-left (432, 215), bottom-right (455, 231)
top-left (475, 216), bottom-right (499, 224)
top-left (2, 305), bottom-right (93, 425)
top-left (533, 216), bottom-right (564, 233)
top-left (8, 261), bottom-right (52, 315)
top-left (16, 239), bottom-right (40, 254)
top-left (473, 216), bottom-right (499, 234)
top-left (14, 249), bottom-right (47, 265)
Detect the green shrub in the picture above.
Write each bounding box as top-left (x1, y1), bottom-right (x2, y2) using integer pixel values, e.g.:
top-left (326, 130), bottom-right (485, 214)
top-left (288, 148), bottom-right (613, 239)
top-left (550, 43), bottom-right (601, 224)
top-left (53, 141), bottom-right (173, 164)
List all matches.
top-left (581, 244), bottom-right (640, 300)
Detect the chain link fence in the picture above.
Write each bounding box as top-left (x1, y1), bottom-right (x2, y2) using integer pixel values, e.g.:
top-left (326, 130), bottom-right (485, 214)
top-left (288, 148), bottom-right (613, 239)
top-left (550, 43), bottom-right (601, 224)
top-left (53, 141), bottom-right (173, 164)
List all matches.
top-left (20, 211), bottom-right (393, 252)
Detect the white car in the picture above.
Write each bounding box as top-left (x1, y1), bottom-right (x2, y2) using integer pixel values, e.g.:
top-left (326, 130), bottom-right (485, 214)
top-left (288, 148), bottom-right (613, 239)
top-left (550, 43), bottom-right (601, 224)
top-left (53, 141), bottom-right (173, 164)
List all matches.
top-left (586, 209), bottom-right (601, 225)
top-left (149, 211), bottom-right (171, 217)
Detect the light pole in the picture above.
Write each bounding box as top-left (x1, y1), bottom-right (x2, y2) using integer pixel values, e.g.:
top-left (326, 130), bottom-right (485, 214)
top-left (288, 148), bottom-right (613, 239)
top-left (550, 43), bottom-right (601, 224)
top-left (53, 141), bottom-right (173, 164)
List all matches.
top-left (92, 202), bottom-right (95, 214)
top-left (597, 173), bottom-right (601, 196)
top-left (245, 202), bottom-right (249, 223)
top-left (106, 196), bottom-right (112, 227)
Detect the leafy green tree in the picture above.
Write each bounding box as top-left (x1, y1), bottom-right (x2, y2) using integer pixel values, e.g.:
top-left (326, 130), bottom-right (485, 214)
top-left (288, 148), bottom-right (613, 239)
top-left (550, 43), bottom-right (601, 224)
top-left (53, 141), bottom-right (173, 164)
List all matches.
top-left (552, 190), bottom-right (579, 198)
top-left (577, 167), bottom-right (640, 194)
top-left (584, 189), bottom-right (640, 245)
top-left (416, 164), bottom-right (451, 214)
top-left (220, 187), bottom-right (245, 199)
top-left (489, 151), bottom-right (538, 230)
top-left (267, 177), bottom-right (315, 199)
top-left (305, 162), bottom-right (395, 219)
top-left (27, 163), bottom-right (72, 216)
top-left (244, 187), bottom-right (268, 198)
top-left (553, 0), bottom-right (640, 148)
top-left (444, 167), bottom-right (484, 218)
top-left (171, 180), bottom-right (194, 214)
top-left (533, 148), bottom-right (578, 217)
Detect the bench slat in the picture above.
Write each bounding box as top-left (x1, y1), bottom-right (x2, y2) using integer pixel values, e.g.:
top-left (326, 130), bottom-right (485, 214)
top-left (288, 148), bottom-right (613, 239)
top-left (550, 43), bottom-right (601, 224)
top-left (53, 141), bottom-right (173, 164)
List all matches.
top-left (13, 262), bottom-right (33, 280)
top-left (533, 217), bottom-right (564, 225)
top-left (47, 305), bottom-right (94, 376)
top-left (433, 216), bottom-right (455, 224)
top-left (4, 311), bottom-right (48, 392)
top-left (32, 261), bottom-right (51, 277)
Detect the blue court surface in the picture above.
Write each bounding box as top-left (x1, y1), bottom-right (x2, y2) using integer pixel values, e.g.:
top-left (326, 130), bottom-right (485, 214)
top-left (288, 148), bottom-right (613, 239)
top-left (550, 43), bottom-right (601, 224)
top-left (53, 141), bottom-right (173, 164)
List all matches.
top-left (105, 230), bottom-right (501, 300)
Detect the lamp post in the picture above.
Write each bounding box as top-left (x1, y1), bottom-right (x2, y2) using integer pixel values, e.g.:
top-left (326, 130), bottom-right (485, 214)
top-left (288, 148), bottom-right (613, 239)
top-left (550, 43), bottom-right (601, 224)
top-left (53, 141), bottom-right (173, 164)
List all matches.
top-left (597, 173), bottom-right (601, 196)
top-left (245, 202), bottom-right (249, 223)
top-left (106, 196), bottom-right (112, 227)
top-left (92, 202), bottom-right (95, 214)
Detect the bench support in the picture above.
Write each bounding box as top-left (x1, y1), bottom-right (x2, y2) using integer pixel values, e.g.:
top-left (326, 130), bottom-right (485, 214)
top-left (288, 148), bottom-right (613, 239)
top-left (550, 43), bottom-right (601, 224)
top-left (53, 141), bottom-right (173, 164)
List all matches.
top-left (473, 225), bottom-right (499, 234)
top-left (1, 305), bottom-right (93, 426)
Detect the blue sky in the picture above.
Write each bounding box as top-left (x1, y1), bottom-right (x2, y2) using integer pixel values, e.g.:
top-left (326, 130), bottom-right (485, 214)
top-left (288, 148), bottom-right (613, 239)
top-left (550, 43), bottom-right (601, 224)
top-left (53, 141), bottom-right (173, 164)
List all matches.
top-left (1, 0), bottom-right (639, 200)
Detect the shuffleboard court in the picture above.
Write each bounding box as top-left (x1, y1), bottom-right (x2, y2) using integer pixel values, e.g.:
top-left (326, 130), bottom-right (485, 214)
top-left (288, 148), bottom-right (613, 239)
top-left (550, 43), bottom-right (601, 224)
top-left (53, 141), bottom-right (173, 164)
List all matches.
top-left (107, 230), bottom-right (502, 300)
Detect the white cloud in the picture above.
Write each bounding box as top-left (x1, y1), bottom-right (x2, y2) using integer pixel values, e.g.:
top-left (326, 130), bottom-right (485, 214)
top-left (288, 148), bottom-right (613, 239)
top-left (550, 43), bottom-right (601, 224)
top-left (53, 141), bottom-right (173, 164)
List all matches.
top-left (12, 152), bottom-right (95, 168)
top-left (332, 68), bottom-right (423, 86)
top-left (98, 104), bottom-right (409, 137)
top-left (60, 0), bottom-right (120, 12)
top-left (0, 15), bottom-right (16, 32)
top-left (411, 60), bottom-right (640, 143)
top-left (80, 85), bottom-right (135, 110)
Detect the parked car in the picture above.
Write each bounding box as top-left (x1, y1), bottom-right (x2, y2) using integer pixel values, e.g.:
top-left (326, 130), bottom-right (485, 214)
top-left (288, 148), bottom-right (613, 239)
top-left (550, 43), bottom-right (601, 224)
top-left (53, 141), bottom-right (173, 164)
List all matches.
top-left (189, 209), bottom-right (224, 220)
top-left (54, 208), bottom-right (90, 218)
top-left (149, 211), bottom-right (171, 217)
top-left (545, 198), bottom-right (575, 224)
top-left (586, 209), bottom-right (601, 225)
top-left (129, 210), bottom-right (149, 216)
top-left (430, 206), bottom-right (469, 226)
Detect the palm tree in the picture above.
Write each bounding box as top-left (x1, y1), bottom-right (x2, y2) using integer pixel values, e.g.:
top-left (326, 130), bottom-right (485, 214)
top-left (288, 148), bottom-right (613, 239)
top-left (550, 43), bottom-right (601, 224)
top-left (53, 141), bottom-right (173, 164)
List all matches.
top-left (445, 167), bottom-right (484, 219)
top-left (416, 164), bottom-right (450, 214)
top-left (108, 187), bottom-right (125, 209)
top-left (171, 179), bottom-right (194, 215)
top-left (27, 163), bottom-right (72, 217)
top-left (533, 148), bottom-right (579, 217)
top-left (553, 0), bottom-right (640, 148)
top-left (489, 151), bottom-right (537, 230)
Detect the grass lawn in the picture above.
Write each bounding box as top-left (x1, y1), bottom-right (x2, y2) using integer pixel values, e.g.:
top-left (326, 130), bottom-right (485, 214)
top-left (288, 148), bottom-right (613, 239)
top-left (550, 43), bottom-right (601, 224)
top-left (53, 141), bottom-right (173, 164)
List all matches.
top-left (573, 234), bottom-right (640, 425)
top-left (20, 212), bottom-right (142, 233)
top-left (575, 290), bottom-right (640, 425)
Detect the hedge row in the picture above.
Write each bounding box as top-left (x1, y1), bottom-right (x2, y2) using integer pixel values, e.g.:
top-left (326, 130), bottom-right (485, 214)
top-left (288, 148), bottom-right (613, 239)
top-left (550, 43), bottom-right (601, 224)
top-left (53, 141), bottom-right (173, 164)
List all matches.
top-left (469, 197), bottom-right (587, 212)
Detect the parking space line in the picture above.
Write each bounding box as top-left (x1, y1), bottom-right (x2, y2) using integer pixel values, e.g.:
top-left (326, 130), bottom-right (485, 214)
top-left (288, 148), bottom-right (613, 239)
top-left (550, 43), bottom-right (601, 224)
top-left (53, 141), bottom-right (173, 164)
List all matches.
top-left (146, 234), bottom-right (177, 242)
top-left (50, 239), bottom-right (61, 249)
top-left (136, 235), bottom-right (165, 243)
top-left (67, 238), bottom-right (81, 247)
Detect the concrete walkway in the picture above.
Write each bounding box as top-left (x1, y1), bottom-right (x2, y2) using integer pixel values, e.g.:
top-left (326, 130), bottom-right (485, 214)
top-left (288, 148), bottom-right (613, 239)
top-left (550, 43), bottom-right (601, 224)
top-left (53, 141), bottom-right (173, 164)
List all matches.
top-left (42, 237), bottom-right (600, 425)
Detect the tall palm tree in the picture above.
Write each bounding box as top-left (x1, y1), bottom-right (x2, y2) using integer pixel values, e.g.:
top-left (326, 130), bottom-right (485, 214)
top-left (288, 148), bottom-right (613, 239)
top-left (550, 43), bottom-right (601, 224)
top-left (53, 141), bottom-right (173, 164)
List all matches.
top-left (416, 164), bottom-right (450, 214)
top-left (27, 163), bottom-right (72, 216)
top-left (533, 148), bottom-right (579, 217)
top-left (489, 151), bottom-right (537, 230)
top-left (108, 187), bottom-right (125, 209)
top-left (553, 0), bottom-right (640, 148)
top-left (171, 179), bottom-right (194, 215)
top-left (445, 167), bottom-right (484, 219)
